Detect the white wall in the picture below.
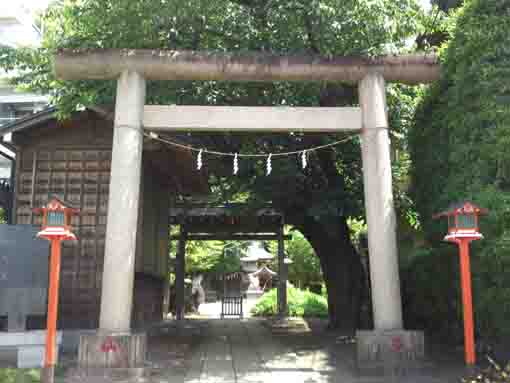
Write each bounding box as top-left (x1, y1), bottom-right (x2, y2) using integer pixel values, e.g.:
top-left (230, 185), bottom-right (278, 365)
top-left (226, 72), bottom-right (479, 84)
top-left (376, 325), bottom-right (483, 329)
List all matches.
top-left (0, 4), bottom-right (41, 48)
top-left (0, 156), bottom-right (10, 179)
top-left (0, 4), bottom-right (48, 130)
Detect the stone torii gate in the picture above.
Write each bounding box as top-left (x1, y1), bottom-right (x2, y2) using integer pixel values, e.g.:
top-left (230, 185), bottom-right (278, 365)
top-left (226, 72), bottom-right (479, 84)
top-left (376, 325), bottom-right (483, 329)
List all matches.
top-left (54, 49), bottom-right (439, 369)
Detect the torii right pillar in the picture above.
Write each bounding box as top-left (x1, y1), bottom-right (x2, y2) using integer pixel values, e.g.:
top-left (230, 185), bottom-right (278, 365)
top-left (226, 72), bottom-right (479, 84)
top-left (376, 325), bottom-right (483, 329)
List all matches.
top-left (357, 73), bottom-right (425, 372)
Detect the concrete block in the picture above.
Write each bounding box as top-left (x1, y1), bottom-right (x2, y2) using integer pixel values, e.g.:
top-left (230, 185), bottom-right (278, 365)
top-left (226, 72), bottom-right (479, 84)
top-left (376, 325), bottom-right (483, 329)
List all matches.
top-left (0, 330), bottom-right (62, 347)
top-left (17, 345), bottom-right (45, 368)
top-left (1, 287), bottom-right (47, 330)
top-left (356, 329), bottom-right (425, 373)
top-left (245, 291), bottom-right (263, 300)
top-left (0, 348), bottom-right (17, 368)
top-left (61, 329), bottom-right (95, 353)
top-left (0, 330), bottom-right (62, 368)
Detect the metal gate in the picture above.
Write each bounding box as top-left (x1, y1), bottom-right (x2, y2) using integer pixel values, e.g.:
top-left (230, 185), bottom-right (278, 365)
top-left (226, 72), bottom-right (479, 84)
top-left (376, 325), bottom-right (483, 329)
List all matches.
top-left (221, 296), bottom-right (243, 318)
top-left (221, 272), bottom-right (243, 319)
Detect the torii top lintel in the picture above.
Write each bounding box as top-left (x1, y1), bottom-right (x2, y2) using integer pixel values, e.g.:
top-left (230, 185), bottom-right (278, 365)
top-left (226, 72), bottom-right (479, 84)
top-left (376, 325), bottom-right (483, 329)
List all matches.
top-left (53, 49), bottom-right (440, 85)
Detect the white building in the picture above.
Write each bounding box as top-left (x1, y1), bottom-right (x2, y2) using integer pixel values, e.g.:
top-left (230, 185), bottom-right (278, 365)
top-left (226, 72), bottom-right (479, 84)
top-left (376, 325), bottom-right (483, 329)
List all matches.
top-left (0, 2), bottom-right (49, 218)
top-left (240, 242), bottom-right (274, 273)
top-left (0, 3), bottom-right (48, 128)
top-left (0, 155), bottom-right (10, 179)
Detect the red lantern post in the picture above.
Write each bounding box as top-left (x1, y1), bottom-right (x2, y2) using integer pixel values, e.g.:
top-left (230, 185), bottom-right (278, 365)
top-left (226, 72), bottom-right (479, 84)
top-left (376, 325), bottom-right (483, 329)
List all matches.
top-left (433, 201), bottom-right (487, 366)
top-left (33, 197), bottom-right (78, 372)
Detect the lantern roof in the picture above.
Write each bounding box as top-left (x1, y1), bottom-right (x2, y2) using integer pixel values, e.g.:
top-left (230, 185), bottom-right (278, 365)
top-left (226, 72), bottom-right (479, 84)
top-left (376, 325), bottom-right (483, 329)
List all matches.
top-left (433, 201), bottom-right (488, 219)
top-left (251, 266), bottom-right (277, 278)
top-left (33, 195), bottom-right (79, 214)
top-left (240, 242), bottom-right (274, 262)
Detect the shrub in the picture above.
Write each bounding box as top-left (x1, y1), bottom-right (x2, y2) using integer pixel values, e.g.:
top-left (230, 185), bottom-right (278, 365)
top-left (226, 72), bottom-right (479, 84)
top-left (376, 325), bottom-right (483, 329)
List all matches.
top-left (409, 0), bottom-right (510, 339)
top-left (401, 246), bottom-right (510, 342)
top-left (0, 369), bottom-right (40, 383)
top-left (251, 285), bottom-right (328, 318)
top-left (462, 358), bottom-right (510, 383)
top-left (401, 248), bottom-right (461, 340)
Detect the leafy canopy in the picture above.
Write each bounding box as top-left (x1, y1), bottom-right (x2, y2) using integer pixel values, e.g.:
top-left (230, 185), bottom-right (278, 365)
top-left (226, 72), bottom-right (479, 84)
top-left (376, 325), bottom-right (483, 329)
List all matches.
top-left (268, 230), bottom-right (323, 289)
top-left (0, 0), bottom-right (427, 219)
top-left (0, 0), bottom-right (436, 328)
top-left (171, 240), bottom-right (247, 276)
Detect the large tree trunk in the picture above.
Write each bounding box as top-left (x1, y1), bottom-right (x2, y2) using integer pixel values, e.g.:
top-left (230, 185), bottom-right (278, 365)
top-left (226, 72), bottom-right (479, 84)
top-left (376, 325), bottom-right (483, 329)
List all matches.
top-left (296, 216), bottom-right (365, 331)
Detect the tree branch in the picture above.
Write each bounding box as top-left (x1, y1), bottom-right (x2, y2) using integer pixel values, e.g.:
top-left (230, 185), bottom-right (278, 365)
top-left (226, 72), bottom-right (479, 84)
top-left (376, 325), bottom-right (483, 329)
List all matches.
top-left (302, 11), bottom-right (320, 55)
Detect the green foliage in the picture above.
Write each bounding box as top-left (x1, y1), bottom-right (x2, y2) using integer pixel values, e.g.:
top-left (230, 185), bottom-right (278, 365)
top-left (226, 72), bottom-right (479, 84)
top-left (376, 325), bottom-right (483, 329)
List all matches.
top-left (170, 240), bottom-right (245, 276)
top-left (403, 243), bottom-right (510, 341)
top-left (251, 285), bottom-right (328, 317)
top-left (268, 230), bottom-right (323, 289)
top-left (0, 0), bottom-right (424, 115)
top-left (183, 240), bottom-right (225, 275)
top-left (0, 207), bottom-right (6, 224)
top-left (286, 231), bottom-right (323, 289)
top-left (463, 358), bottom-right (510, 383)
top-left (401, 247), bottom-right (462, 339)
top-left (0, 369), bottom-right (40, 383)
top-left (409, 0), bottom-right (510, 338)
top-left (471, 252), bottom-right (510, 339)
top-left (251, 288), bottom-right (278, 316)
top-left (0, 0), bottom-right (425, 220)
top-left (411, 0), bottom-right (510, 241)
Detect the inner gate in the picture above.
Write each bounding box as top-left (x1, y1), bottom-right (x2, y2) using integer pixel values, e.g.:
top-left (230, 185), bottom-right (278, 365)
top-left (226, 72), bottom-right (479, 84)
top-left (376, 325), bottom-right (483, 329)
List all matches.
top-left (169, 204), bottom-right (290, 320)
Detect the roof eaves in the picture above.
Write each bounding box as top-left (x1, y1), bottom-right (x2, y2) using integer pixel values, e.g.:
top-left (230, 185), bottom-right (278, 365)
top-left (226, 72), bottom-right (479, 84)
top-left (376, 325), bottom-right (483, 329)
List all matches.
top-left (0, 141), bottom-right (16, 154)
top-left (0, 106), bottom-right (57, 136)
top-left (0, 146), bottom-right (15, 161)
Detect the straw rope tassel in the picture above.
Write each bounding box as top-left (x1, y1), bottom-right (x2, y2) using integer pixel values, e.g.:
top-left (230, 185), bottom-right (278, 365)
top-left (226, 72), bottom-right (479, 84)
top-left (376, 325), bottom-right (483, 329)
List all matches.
top-left (233, 153), bottom-right (239, 175)
top-left (301, 150), bottom-right (307, 169)
top-left (197, 149), bottom-right (203, 170)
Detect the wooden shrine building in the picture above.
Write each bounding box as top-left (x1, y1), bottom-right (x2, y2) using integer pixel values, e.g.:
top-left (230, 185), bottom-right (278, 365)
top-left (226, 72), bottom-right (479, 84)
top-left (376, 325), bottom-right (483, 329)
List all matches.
top-left (0, 107), bottom-right (208, 329)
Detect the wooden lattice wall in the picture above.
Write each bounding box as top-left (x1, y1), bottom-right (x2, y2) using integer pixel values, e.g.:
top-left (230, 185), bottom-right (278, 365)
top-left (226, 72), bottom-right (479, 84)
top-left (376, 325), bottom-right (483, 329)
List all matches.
top-left (12, 111), bottom-right (170, 329)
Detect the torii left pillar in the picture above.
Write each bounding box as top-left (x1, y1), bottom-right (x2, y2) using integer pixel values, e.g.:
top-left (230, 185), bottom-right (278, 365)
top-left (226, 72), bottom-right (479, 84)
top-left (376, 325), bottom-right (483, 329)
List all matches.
top-left (78, 70), bottom-right (147, 370)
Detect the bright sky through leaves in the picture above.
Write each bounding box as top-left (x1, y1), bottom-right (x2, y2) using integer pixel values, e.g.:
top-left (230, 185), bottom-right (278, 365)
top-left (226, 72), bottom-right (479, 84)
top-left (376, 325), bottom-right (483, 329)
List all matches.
top-left (6, 0), bottom-right (432, 14)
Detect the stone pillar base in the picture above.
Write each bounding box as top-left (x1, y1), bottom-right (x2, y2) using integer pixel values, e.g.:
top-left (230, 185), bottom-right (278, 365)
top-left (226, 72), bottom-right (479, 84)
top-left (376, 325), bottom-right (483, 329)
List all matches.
top-left (356, 330), bottom-right (426, 374)
top-left (78, 332), bottom-right (146, 369)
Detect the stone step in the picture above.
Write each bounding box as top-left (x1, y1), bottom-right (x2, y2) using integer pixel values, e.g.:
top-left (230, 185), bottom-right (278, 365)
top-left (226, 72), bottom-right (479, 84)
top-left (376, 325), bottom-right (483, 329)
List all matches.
top-left (63, 367), bottom-right (150, 383)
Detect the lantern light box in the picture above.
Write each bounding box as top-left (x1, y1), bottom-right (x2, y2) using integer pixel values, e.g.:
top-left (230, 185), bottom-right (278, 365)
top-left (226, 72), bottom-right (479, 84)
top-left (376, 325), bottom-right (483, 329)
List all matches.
top-left (33, 197), bottom-right (79, 241)
top-left (433, 201), bottom-right (488, 241)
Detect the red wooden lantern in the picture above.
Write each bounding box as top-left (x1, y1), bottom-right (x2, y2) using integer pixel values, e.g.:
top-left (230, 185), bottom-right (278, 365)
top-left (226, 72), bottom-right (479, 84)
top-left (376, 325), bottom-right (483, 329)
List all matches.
top-left (433, 201), bottom-right (488, 242)
top-left (33, 197), bottom-right (78, 372)
top-left (433, 201), bottom-right (488, 366)
top-left (33, 197), bottom-right (79, 241)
